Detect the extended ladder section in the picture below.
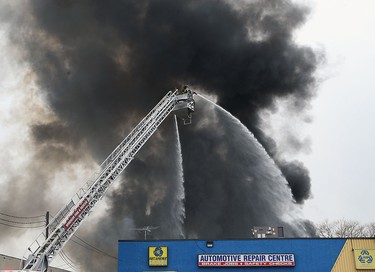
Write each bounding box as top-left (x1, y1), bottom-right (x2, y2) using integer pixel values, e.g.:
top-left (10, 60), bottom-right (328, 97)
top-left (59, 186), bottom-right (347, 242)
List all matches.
top-left (22, 90), bottom-right (195, 271)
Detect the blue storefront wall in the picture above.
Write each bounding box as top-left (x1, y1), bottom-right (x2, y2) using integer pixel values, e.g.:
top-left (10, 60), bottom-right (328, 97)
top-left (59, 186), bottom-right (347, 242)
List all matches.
top-left (118, 239), bottom-right (346, 272)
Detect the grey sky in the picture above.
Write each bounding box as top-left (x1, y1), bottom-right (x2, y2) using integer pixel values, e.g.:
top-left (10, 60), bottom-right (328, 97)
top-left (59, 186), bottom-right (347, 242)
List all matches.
top-left (289, 0), bottom-right (375, 223)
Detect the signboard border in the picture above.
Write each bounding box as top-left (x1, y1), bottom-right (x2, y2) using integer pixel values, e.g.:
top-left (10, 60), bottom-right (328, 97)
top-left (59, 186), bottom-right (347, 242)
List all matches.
top-left (148, 246), bottom-right (168, 267)
top-left (354, 249), bottom-right (375, 270)
top-left (197, 253), bottom-right (295, 268)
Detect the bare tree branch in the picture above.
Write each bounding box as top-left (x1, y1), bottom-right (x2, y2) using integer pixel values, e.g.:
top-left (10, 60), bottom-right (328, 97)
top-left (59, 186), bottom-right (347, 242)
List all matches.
top-left (317, 219), bottom-right (372, 238)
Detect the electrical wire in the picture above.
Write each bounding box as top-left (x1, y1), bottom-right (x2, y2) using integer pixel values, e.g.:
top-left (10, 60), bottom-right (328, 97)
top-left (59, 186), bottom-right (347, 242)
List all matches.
top-left (59, 250), bottom-right (79, 272)
top-left (71, 235), bottom-right (118, 260)
top-left (0, 217), bottom-right (45, 224)
top-left (0, 221), bottom-right (45, 229)
top-left (0, 212), bottom-right (46, 229)
top-left (1, 212), bottom-right (118, 264)
top-left (59, 254), bottom-right (75, 271)
top-left (0, 211), bottom-right (45, 219)
top-left (1, 211), bottom-right (119, 268)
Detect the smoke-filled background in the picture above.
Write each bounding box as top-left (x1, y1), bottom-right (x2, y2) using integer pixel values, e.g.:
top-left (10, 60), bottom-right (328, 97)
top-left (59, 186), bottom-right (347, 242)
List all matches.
top-left (0, 0), bottom-right (328, 271)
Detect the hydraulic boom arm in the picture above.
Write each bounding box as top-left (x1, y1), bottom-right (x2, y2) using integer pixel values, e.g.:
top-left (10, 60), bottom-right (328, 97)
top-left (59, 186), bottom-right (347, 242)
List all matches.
top-left (22, 89), bottom-right (195, 271)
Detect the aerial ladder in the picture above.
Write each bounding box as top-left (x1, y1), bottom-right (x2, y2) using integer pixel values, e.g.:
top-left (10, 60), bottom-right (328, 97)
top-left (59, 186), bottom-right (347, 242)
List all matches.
top-left (21, 88), bottom-right (195, 272)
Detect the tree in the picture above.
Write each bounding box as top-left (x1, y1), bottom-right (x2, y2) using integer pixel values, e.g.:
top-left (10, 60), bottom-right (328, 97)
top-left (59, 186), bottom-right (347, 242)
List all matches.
top-left (365, 222), bottom-right (375, 237)
top-left (316, 219), bottom-right (374, 238)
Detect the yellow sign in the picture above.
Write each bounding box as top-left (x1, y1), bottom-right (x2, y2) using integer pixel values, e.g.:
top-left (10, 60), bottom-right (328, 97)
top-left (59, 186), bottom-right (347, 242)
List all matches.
top-left (354, 249), bottom-right (375, 269)
top-left (149, 246), bottom-right (168, 267)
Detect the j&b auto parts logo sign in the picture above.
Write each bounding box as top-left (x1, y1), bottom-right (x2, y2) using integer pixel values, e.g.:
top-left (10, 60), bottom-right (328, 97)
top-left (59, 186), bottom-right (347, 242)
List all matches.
top-left (149, 246), bottom-right (168, 267)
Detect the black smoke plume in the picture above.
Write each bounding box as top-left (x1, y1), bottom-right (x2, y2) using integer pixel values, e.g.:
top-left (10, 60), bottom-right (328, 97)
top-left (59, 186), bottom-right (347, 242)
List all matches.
top-left (1, 0), bottom-right (321, 270)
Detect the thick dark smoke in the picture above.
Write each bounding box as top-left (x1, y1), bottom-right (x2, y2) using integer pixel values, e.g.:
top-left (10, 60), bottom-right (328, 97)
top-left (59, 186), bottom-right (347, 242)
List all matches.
top-left (279, 160), bottom-right (311, 203)
top-left (2, 0), bottom-right (321, 270)
top-left (180, 98), bottom-right (314, 239)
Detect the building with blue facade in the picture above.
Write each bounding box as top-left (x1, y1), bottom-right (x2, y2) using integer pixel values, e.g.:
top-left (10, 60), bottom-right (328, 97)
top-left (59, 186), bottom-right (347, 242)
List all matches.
top-left (118, 238), bottom-right (375, 271)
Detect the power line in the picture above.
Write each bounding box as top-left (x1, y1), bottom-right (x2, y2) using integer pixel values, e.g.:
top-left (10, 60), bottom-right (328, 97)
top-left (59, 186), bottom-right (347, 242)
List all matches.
top-left (0, 211), bottom-right (46, 230)
top-left (59, 250), bottom-right (79, 272)
top-left (0, 217), bottom-right (45, 225)
top-left (61, 250), bottom-right (77, 267)
top-left (59, 255), bottom-right (75, 271)
top-left (71, 235), bottom-right (117, 260)
top-left (0, 221), bottom-right (45, 229)
top-left (71, 236), bottom-right (117, 260)
top-left (0, 211), bottom-right (45, 219)
top-left (0, 211), bottom-right (46, 229)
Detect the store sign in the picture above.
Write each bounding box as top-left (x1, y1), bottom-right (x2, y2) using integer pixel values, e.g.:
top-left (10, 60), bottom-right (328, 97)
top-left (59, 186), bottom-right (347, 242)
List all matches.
top-left (198, 253), bottom-right (295, 267)
top-left (149, 246), bottom-right (168, 267)
top-left (354, 249), bottom-right (375, 269)
top-left (63, 198), bottom-right (89, 230)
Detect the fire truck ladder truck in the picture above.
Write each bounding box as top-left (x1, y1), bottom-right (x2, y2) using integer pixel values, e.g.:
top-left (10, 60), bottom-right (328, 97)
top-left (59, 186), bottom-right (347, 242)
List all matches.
top-left (21, 89), bottom-right (195, 271)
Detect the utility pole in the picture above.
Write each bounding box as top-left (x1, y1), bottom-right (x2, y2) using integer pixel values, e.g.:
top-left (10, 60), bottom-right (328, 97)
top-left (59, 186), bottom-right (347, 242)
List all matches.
top-left (45, 211), bottom-right (49, 239)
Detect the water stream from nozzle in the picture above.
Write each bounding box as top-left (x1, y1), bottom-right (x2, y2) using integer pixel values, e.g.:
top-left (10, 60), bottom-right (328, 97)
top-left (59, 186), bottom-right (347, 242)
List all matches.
top-left (196, 93), bottom-right (282, 176)
top-left (173, 115), bottom-right (186, 238)
top-left (188, 94), bottom-right (309, 237)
